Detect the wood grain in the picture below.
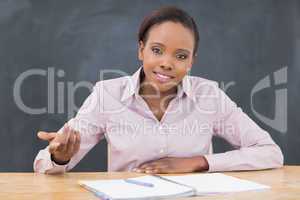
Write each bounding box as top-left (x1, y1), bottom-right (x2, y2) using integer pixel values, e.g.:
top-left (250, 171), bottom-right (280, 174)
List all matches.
top-left (1, 166), bottom-right (299, 200)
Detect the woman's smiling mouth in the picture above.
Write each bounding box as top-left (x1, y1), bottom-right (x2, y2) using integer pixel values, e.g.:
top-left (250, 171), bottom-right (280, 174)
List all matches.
top-left (153, 71), bottom-right (174, 83)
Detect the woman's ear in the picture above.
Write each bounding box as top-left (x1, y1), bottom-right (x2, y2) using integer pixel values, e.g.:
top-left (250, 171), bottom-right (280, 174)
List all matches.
top-left (138, 41), bottom-right (145, 61)
top-left (187, 65), bottom-right (192, 73)
top-left (191, 53), bottom-right (197, 66)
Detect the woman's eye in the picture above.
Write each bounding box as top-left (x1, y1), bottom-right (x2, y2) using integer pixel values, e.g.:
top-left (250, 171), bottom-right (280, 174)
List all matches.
top-left (176, 54), bottom-right (188, 60)
top-left (151, 47), bottom-right (162, 55)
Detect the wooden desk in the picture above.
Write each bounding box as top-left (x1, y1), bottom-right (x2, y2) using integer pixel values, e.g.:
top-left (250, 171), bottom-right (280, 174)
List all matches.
top-left (1, 166), bottom-right (299, 200)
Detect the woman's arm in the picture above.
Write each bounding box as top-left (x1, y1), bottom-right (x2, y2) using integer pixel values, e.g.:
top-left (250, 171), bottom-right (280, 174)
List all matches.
top-left (203, 89), bottom-right (284, 172)
top-left (33, 82), bottom-right (108, 174)
top-left (130, 84), bottom-right (283, 174)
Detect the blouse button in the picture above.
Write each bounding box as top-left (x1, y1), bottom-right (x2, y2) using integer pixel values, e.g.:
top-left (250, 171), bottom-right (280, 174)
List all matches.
top-left (159, 149), bottom-right (165, 154)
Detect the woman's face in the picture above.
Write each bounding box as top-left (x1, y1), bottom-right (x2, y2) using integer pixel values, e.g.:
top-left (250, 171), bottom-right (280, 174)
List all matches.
top-left (138, 21), bottom-right (195, 94)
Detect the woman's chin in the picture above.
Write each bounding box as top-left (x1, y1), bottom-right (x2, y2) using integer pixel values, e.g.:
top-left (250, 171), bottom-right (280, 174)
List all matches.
top-left (157, 84), bottom-right (178, 95)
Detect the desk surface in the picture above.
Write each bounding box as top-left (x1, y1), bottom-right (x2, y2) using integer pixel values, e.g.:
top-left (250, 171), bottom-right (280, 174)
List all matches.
top-left (1, 166), bottom-right (299, 200)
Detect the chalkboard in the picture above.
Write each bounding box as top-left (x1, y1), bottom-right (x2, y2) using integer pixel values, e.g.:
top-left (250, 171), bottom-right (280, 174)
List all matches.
top-left (0, 0), bottom-right (299, 172)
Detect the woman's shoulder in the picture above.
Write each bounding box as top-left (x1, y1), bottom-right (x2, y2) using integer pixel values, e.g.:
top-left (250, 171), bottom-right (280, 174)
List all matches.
top-left (92, 76), bottom-right (132, 99)
top-left (188, 75), bottom-right (218, 85)
top-left (188, 75), bottom-right (236, 111)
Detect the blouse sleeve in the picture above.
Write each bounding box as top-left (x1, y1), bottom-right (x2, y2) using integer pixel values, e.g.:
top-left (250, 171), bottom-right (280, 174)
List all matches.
top-left (204, 88), bottom-right (284, 172)
top-left (33, 82), bottom-right (108, 174)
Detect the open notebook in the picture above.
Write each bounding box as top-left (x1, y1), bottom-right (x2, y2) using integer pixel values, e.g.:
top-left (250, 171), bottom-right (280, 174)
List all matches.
top-left (79, 173), bottom-right (270, 200)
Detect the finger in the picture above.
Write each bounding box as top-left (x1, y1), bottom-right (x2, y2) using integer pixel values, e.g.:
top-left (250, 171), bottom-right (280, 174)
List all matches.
top-left (73, 132), bottom-right (81, 154)
top-left (66, 133), bottom-right (76, 156)
top-left (65, 128), bottom-right (79, 155)
top-left (37, 131), bottom-right (56, 141)
top-left (142, 167), bottom-right (159, 174)
top-left (140, 162), bottom-right (159, 170)
top-left (154, 165), bottom-right (169, 174)
top-left (139, 162), bottom-right (152, 169)
top-left (136, 163), bottom-right (158, 173)
top-left (135, 168), bottom-right (146, 173)
top-left (59, 125), bottom-right (72, 152)
top-left (145, 168), bottom-right (159, 174)
top-left (132, 166), bottom-right (146, 173)
top-left (145, 163), bottom-right (169, 174)
top-left (48, 142), bottom-right (60, 154)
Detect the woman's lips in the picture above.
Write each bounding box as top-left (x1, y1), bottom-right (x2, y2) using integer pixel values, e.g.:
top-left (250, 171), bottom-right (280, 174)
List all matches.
top-left (153, 71), bottom-right (174, 83)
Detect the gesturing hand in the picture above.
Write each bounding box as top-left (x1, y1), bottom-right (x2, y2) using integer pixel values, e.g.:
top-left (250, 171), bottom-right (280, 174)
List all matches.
top-left (37, 124), bottom-right (81, 164)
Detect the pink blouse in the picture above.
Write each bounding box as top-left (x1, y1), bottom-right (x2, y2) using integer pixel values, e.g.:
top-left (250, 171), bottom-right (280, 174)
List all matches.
top-left (34, 67), bottom-right (283, 174)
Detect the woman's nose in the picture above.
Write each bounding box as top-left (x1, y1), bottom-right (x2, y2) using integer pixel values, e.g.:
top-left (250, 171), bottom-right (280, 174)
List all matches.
top-left (160, 56), bottom-right (174, 70)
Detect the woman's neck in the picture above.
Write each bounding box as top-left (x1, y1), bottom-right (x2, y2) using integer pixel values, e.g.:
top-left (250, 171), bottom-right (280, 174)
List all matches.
top-left (138, 75), bottom-right (177, 121)
top-left (139, 79), bottom-right (177, 101)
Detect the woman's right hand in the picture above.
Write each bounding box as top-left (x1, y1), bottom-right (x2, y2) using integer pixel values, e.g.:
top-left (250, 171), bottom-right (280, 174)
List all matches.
top-left (37, 124), bottom-right (81, 163)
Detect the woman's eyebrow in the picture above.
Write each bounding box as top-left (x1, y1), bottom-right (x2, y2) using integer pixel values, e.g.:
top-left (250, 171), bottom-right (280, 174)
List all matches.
top-left (150, 42), bottom-right (165, 47)
top-left (176, 49), bottom-right (191, 54)
top-left (150, 42), bottom-right (191, 54)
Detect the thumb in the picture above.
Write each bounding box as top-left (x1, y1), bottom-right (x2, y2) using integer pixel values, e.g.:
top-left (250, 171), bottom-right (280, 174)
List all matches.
top-left (37, 131), bottom-right (57, 141)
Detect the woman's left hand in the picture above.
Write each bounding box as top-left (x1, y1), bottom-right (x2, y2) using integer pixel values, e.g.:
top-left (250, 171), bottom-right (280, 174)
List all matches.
top-left (132, 156), bottom-right (209, 174)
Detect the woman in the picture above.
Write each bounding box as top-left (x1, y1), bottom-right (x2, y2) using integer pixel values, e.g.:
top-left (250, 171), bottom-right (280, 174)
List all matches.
top-left (34, 6), bottom-right (283, 174)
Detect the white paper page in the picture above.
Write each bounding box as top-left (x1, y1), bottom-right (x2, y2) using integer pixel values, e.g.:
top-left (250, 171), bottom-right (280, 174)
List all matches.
top-left (163, 173), bottom-right (270, 195)
top-left (79, 175), bottom-right (192, 199)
